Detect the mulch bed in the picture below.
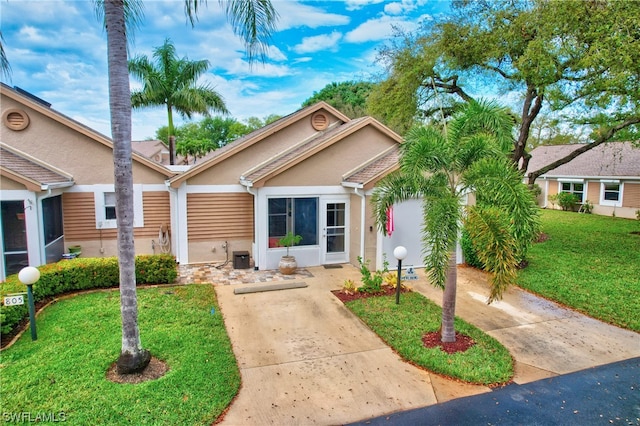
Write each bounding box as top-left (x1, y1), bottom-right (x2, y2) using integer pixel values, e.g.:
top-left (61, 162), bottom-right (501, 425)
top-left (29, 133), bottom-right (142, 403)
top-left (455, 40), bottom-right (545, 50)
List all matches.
top-left (106, 357), bottom-right (169, 384)
top-left (332, 285), bottom-right (475, 354)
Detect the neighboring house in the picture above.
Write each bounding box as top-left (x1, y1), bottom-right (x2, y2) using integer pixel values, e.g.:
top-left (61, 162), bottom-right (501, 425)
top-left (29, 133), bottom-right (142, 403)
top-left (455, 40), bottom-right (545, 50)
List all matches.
top-left (132, 139), bottom-right (192, 166)
top-left (1, 83), bottom-right (429, 281)
top-left (1, 84), bottom-right (174, 280)
top-left (526, 142), bottom-right (640, 219)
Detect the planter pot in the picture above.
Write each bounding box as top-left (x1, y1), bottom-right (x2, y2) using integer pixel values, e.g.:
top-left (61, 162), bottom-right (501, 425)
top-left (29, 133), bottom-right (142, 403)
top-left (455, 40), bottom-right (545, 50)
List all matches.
top-left (279, 255), bottom-right (297, 275)
top-left (68, 245), bottom-right (82, 254)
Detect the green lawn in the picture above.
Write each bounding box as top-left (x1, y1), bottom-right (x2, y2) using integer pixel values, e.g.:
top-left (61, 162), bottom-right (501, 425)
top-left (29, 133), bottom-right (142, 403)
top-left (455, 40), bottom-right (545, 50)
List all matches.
top-left (517, 209), bottom-right (640, 331)
top-left (345, 292), bottom-right (513, 386)
top-left (0, 285), bottom-right (239, 425)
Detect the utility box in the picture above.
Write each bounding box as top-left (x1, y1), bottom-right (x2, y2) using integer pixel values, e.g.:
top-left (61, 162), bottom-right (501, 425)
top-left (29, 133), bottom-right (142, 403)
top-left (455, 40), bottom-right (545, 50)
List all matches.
top-left (233, 251), bottom-right (250, 269)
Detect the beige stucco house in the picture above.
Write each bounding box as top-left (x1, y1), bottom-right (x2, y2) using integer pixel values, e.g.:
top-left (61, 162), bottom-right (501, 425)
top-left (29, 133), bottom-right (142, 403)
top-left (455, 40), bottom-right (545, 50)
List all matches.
top-left (526, 142), bottom-right (640, 219)
top-left (1, 83), bottom-right (420, 280)
top-left (1, 84), bottom-right (174, 279)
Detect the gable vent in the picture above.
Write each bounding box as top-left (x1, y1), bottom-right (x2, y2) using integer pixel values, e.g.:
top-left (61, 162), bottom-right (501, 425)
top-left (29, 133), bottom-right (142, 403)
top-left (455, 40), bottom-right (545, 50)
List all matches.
top-left (311, 112), bottom-right (328, 131)
top-left (3, 108), bottom-right (30, 131)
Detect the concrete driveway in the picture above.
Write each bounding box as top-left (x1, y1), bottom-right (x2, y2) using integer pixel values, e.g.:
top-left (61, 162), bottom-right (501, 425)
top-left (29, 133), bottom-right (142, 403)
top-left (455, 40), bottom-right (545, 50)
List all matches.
top-left (212, 264), bottom-right (640, 425)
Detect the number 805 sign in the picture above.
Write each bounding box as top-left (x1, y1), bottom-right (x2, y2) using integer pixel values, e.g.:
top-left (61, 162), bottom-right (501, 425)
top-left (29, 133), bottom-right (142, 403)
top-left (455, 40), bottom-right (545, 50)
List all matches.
top-left (4, 295), bottom-right (25, 306)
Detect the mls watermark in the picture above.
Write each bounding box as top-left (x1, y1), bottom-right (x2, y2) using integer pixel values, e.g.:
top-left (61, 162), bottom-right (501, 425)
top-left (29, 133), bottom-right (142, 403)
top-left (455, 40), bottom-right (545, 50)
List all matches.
top-left (2, 412), bottom-right (66, 423)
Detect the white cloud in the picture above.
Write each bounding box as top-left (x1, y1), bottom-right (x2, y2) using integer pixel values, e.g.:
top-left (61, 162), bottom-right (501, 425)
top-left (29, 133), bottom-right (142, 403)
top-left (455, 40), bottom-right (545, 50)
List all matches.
top-left (293, 32), bottom-right (342, 54)
top-left (344, 0), bottom-right (386, 12)
top-left (344, 15), bottom-right (419, 43)
top-left (273, 2), bottom-right (350, 30)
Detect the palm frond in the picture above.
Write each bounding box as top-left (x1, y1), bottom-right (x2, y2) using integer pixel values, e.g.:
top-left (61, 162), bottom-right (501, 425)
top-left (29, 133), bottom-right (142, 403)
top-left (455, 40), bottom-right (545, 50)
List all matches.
top-left (221, 0), bottom-right (279, 63)
top-left (371, 171), bottom-right (424, 235)
top-left (464, 156), bottom-right (540, 260)
top-left (449, 99), bottom-right (515, 154)
top-left (401, 125), bottom-right (451, 175)
top-left (465, 206), bottom-right (518, 303)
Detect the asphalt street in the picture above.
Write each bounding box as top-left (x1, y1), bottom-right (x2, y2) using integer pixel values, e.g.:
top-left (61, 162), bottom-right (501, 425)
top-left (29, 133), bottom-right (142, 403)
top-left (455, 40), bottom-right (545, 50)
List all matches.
top-left (349, 357), bottom-right (640, 426)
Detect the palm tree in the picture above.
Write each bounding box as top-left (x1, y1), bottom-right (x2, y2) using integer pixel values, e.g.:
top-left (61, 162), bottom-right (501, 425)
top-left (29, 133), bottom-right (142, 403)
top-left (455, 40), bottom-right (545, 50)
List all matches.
top-left (129, 38), bottom-right (228, 165)
top-left (0, 31), bottom-right (11, 80)
top-left (101, 0), bottom-right (277, 374)
top-left (372, 100), bottom-right (540, 343)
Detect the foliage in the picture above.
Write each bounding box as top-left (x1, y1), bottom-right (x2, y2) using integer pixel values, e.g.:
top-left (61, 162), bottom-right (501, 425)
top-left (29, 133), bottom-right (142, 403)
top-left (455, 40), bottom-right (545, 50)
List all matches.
top-left (277, 232), bottom-right (302, 256)
top-left (371, 100), bottom-right (539, 342)
top-left (554, 192), bottom-right (580, 211)
top-left (1, 285), bottom-right (240, 424)
top-left (342, 279), bottom-right (359, 294)
top-left (460, 227), bottom-right (483, 269)
top-left (356, 256), bottom-right (390, 294)
top-left (302, 81), bottom-right (376, 118)
top-left (345, 292), bottom-right (513, 385)
top-left (580, 200), bottom-right (593, 214)
top-left (517, 210), bottom-right (640, 332)
top-left (0, 255), bottom-right (177, 336)
top-left (368, 0), bottom-right (640, 182)
top-left (156, 114), bottom-right (282, 163)
top-left (129, 38), bottom-right (228, 164)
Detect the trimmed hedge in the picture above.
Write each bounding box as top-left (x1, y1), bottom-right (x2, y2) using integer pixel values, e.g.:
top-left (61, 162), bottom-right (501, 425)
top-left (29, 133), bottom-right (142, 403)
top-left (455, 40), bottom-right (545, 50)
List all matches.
top-left (0, 255), bottom-right (178, 336)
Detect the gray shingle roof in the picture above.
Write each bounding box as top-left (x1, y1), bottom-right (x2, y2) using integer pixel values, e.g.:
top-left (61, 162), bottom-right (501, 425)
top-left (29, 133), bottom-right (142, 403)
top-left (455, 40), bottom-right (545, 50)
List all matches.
top-left (342, 145), bottom-right (400, 187)
top-left (526, 142), bottom-right (640, 178)
top-left (0, 145), bottom-right (74, 189)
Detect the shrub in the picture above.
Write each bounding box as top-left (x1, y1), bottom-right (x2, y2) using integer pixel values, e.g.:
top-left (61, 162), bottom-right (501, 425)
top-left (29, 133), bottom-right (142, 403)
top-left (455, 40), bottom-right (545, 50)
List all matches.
top-left (556, 192), bottom-right (580, 211)
top-left (0, 255), bottom-right (177, 337)
top-left (460, 228), bottom-right (484, 269)
top-left (357, 256), bottom-right (388, 293)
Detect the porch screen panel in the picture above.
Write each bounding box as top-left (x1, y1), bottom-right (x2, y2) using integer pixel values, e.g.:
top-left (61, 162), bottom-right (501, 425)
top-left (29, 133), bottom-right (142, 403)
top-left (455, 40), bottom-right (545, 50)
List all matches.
top-left (43, 195), bottom-right (64, 263)
top-left (294, 198), bottom-right (318, 246)
top-left (268, 197), bottom-right (318, 247)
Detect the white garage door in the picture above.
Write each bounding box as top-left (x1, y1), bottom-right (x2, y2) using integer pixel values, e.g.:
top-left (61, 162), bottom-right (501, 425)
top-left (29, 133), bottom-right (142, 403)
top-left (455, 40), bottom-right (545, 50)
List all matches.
top-left (380, 199), bottom-right (462, 270)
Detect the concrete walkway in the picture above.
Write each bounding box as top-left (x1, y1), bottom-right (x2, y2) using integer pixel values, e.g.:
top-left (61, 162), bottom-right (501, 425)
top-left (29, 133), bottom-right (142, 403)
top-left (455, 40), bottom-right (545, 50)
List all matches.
top-left (208, 264), bottom-right (640, 425)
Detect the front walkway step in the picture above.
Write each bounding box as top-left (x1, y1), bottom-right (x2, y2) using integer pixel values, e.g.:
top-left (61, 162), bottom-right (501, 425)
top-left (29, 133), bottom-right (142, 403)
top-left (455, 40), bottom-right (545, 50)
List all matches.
top-left (233, 282), bottom-right (308, 294)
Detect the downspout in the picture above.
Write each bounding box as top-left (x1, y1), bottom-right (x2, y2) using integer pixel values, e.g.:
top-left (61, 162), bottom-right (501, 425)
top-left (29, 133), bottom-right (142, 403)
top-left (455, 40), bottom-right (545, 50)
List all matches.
top-left (354, 187), bottom-right (366, 261)
top-left (166, 181), bottom-right (180, 263)
top-left (245, 184), bottom-right (259, 269)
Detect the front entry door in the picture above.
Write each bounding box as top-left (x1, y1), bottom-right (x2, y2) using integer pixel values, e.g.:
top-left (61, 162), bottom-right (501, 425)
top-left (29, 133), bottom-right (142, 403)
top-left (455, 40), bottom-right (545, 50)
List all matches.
top-left (322, 201), bottom-right (348, 264)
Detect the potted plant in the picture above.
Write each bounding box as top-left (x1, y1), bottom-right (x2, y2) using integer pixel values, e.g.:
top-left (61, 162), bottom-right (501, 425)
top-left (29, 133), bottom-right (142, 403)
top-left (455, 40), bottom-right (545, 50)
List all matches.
top-left (278, 232), bottom-right (302, 275)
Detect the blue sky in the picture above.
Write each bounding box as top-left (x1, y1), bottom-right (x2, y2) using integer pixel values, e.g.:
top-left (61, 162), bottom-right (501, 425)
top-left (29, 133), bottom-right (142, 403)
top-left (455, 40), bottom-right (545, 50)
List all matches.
top-left (1, 0), bottom-right (451, 140)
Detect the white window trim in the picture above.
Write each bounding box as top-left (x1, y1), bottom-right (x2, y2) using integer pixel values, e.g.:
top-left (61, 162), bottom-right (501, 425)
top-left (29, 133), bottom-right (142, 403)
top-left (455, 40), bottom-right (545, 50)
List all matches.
top-left (94, 185), bottom-right (144, 229)
top-left (599, 181), bottom-right (623, 207)
top-left (558, 180), bottom-right (586, 203)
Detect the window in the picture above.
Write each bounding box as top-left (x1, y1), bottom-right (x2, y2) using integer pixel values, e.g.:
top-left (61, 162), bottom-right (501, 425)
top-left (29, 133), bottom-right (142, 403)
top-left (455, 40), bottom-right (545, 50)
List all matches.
top-left (600, 181), bottom-right (622, 207)
top-left (560, 182), bottom-right (584, 203)
top-left (94, 185), bottom-right (144, 229)
top-left (268, 197), bottom-right (318, 247)
top-left (104, 192), bottom-right (117, 220)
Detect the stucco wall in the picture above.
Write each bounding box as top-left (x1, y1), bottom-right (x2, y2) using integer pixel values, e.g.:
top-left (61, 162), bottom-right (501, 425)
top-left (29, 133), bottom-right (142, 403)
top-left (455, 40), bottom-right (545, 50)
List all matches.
top-left (0, 176), bottom-right (26, 190)
top-left (187, 111), bottom-right (345, 186)
top-left (266, 127), bottom-right (396, 187)
top-left (1, 96), bottom-right (168, 185)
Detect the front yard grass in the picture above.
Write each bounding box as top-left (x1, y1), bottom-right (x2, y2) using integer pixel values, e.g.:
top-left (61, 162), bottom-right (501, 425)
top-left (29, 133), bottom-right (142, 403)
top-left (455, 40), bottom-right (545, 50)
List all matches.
top-left (345, 292), bottom-right (513, 386)
top-left (0, 285), bottom-right (239, 425)
top-left (517, 209), bottom-right (640, 332)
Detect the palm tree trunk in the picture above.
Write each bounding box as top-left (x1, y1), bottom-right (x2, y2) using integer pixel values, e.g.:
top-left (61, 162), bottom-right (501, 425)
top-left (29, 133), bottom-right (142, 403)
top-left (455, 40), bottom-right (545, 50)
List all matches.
top-left (167, 104), bottom-right (175, 165)
top-left (441, 250), bottom-right (457, 343)
top-left (104, 0), bottom-right (150, 374)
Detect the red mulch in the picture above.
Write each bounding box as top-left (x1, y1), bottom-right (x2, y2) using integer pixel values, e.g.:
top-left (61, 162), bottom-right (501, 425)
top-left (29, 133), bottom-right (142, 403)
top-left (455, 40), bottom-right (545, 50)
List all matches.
top-left (422, 331), bottom-right (475, 354)
top-left (331, 285), bottom-right (411, 303)
top-left (332, 286), bottom-right (475, 354)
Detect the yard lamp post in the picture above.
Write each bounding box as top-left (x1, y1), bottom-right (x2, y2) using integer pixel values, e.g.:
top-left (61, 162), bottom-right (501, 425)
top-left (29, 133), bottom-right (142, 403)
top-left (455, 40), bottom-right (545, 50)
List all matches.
top-left (18, 266), bottom-right (40, 341)
top-left (393, 246), bottom-right (407, 305)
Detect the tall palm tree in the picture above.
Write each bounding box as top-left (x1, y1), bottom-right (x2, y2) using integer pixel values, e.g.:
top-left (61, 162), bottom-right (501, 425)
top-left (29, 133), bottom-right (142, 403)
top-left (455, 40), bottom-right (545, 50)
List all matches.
top-left (129, 38), bottom-right (228, 165)
top-left (0, 31), bottom-right (11, 80)
top-left (372, 100), bottom-right (540, 343)
top-left (101, 0), bottom-right (277, 374)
